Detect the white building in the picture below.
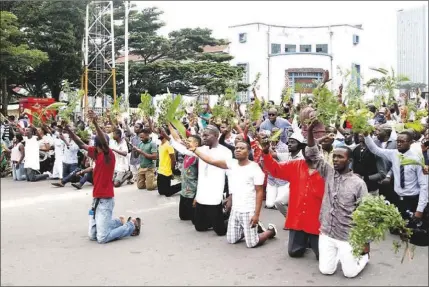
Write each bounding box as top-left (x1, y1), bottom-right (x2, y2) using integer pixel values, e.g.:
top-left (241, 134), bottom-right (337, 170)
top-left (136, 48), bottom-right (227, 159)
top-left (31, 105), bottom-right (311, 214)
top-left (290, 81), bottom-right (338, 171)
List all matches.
top-left (228, 23), bottom-right (365, 104)
top-left (397, 5), bottom-right (428, 86)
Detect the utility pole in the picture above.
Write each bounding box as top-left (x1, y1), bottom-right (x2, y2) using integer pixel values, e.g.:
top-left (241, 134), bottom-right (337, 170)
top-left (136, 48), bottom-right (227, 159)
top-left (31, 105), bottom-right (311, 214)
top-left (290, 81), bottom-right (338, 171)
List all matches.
top-left (124, 0), bottom-right (129, 113)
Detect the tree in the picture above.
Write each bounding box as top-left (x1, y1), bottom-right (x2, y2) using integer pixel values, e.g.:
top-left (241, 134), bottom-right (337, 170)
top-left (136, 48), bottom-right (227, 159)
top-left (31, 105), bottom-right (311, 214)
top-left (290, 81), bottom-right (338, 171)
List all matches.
top-left (365, 67), bottom-right (409, 105)
top-left (0, 11), bottom-right (48, 116)
top-left (112, 7), bottom-right (246, 106)
top-left (8, 0), bottom-right (86, 100)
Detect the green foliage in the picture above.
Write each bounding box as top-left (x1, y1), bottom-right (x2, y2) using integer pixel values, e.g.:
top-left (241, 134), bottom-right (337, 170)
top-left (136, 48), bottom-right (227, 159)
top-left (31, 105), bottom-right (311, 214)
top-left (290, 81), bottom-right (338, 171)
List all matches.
top-left (282, 87), bottom-right (293, 104)
top-left (311, 86), bottom-right (340, 127)
top-left (398, 154), bottom-right (425, 167)
top-left (211, 87), bottom-right (237, 126)
top-left (54, 81), bottom-right (84, 123)
top-left (339, 66), bottom-right (374, 133)
top-left (8, 0), bottom-right (86, 99)
top-left (76, 129), bottom-right (90, 143)
top-left (157, 93), bottom-right (186, 127)
top-left (350, 195), bottom-right (413, 261)
top-left (366, 67), bottom-right (409, 105)
top-left (269, 128), bottom-right (283, 142)
top-left (0, 11), bottom-right (48, 115)
top-left (112, 7), bottom-right (247, 106)
top-left (138, 92), bottom-right (155, 117)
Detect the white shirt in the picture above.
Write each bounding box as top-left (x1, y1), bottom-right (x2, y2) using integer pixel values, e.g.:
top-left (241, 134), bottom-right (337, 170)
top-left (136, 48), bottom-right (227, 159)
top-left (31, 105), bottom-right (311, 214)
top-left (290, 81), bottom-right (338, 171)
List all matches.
top-left (110, 139), bottom-right (129, 172)
top-left (39, 135), bottom-right (54, 155)
top-left (24, 137), bottom-right (40, 170)
top-left (195, 144), bottom-right (232, 205)
top-left (226, 159), bottom-right (265, 213)
top-left (53, 135), bottom-right (65, 159)
top-left (63, 139), bottom-right (79, 164)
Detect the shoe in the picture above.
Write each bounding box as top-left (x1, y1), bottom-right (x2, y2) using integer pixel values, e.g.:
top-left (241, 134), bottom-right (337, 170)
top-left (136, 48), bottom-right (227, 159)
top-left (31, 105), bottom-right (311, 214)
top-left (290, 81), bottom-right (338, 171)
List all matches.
top-left (267, 223), bottom-right (277, 239)
top-left (51, 182), bottom-right (64, 187)
top-left (71, 183), bottom-right (82, 190)
top-left (257, 221), bottom-right (267, 233)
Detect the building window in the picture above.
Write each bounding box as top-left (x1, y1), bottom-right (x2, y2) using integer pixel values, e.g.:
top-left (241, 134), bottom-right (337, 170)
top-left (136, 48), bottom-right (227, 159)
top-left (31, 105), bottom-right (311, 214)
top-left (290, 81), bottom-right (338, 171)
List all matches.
top-left (237, 63), bottom-right (249, 102)
top-left (352, 63), bottom-right (361, 89)
top-left (284, 44), bottom-right (296, 53)
top-left (353, 34), bottom-right (359, 45)
top-left (300, 45), bottom-right (311, 52)
top-left (316, 44), bottom-right (328, 53)
top-left (239, 33), bottom-right (247, 43)
top-left (271, 43), bottom-right (281, 54)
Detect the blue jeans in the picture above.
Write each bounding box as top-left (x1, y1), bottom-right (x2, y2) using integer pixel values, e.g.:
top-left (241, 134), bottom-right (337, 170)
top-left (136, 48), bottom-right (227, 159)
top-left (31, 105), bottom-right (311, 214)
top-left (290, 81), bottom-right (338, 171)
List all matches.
top-left (12, 162), bottom-right (26, 181)
top-left (62, 162), bottom-right (78, 182)
top-left (88, 198), bottom-right (135, 244)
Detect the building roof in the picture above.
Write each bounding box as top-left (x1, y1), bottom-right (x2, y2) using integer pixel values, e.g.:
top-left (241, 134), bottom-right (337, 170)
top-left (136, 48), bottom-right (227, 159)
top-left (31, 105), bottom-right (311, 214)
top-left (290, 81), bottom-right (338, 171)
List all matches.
top-left (202, 45), bottom-right (229, 53)
top-left (229, 22), bottom-right (363, 30)
top-left (115, 45), bottom-right (229, 63)
top-left (285, 68), bottom-right (325, 73)
top-left (116, 54), bottom-right (144, 64)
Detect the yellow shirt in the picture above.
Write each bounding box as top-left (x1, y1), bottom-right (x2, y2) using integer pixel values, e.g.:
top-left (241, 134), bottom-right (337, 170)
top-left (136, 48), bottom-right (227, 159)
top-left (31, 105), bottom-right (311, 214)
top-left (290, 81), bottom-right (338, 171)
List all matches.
top-left (158, 141), bottom-right (175, 176)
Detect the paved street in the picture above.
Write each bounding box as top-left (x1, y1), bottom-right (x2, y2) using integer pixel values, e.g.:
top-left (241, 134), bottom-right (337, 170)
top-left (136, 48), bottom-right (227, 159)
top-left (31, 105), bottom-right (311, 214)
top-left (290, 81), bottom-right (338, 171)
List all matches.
top-left (1, 178), bottom-right (428, 286)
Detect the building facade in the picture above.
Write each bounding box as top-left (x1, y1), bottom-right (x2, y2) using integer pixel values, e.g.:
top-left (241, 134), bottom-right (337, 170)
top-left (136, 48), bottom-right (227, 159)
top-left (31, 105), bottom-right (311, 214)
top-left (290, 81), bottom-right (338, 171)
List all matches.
top-left (397, 5), bottom-right (428, 86)
top-left (228, 23), bottom-right (365, 103)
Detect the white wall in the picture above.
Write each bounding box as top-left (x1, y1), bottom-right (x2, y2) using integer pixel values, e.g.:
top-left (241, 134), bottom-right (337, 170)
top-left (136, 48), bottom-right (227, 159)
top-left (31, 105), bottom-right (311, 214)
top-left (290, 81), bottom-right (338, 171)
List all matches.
top-left (228, 23), bottom-right (365, 104)
top-left (269, 54), bottom-right (332, 102)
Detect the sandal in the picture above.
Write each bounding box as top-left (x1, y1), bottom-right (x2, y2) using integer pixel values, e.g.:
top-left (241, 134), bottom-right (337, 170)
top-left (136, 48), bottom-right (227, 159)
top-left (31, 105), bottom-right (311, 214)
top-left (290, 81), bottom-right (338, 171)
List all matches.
top-left (131, 217), bottom-right (141, 236)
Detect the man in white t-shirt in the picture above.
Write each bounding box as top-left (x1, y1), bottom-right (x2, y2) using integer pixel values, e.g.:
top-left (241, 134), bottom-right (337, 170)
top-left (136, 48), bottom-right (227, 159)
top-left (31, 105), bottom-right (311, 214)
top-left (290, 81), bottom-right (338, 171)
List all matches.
top-left (190, 140), bottom-right (277, 248)
top-left (110, 128), bottom-right (132, 187)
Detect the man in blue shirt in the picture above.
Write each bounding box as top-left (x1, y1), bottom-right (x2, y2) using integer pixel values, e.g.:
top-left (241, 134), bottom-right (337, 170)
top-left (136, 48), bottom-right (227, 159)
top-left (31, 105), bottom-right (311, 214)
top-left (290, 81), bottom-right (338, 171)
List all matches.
top-left (260, 108), bottom-right (291, 144)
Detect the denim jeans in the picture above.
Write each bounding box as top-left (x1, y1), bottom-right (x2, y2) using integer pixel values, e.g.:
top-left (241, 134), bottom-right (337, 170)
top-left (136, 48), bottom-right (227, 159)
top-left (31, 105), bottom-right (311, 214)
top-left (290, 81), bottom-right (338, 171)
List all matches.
top-left (62, 162), bottom-right (78, 181)
top-left (12, 162), bottom-right (26, 181)
top-left (88, 198), bottom-right (135, 244)
top-left (62, 168), bottom-right (81, 185)
top-left (25, 168), bottom-right (49, 182)
top-left (80, 172), bottom-right (93, 185)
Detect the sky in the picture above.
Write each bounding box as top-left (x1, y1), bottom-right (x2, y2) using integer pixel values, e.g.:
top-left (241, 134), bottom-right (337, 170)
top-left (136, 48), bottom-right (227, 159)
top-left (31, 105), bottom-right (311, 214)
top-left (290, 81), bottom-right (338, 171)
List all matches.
top-left (133, 1), bottom-right (428, 77)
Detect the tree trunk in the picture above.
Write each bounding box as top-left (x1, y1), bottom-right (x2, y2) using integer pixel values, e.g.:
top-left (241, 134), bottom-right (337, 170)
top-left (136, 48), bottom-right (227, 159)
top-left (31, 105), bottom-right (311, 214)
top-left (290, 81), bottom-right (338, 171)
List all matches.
top-left (50, 83), bottom-right (62, 101)
top-left (1, 78), bottom-right (8, 116)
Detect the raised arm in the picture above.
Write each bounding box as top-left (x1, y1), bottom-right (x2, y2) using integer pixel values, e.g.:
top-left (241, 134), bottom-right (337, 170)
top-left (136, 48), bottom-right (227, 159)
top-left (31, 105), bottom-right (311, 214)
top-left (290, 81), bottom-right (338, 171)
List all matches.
top-left (88, 110), bottom-right (109, 154)
top-left (190, 147), bottom-right (228, 169)
top-left (305, 118), bottom-right (332, 179)
top-left (364, 135), bottom-right (396, 162)
top-left (64, 124), bottom-right (89, 151)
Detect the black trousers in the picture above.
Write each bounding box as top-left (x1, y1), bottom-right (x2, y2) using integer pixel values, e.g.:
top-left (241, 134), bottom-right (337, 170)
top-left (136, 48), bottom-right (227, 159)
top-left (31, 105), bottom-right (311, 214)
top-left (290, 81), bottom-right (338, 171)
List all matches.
top-left (157, 174), bottom-right (181, 197)
top-left (390, 192), bottom-right (419, 219)
top-left (194, 202), bottom-right (227, 236)
top-left (179, 195), bottom-right (195, 224)
top-left (288, 230), bottom-right (319, 259)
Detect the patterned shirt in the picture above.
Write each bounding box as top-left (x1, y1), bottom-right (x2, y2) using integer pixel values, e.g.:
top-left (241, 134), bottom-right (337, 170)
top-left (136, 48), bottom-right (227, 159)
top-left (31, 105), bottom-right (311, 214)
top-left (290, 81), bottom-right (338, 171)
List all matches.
top-left (305, 145), bottom-right (368, 241)
top-left (180, 155), bottom-right (199, 198)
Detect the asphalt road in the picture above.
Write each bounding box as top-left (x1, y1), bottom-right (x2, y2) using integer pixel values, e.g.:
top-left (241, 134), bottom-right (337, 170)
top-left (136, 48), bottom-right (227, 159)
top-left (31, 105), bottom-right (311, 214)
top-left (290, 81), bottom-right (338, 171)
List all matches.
top-left (1, 178), bottom-right (428, 286)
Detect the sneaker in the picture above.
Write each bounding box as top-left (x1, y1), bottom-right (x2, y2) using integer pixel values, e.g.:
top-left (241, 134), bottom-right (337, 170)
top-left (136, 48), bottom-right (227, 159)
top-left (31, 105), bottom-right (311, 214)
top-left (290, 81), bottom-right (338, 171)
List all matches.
top-left (257, 221), bottom-right (267, 233)
top-left (267, 223), bottom-right (277, 239)
top-left (71, 183), bottom-right (82, 190)
top-left (51, 182), bottom-right (64, 187)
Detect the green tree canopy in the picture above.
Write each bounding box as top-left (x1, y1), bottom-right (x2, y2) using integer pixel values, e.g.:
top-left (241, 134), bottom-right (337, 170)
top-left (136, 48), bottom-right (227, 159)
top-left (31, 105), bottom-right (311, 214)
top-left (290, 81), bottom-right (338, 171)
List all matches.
top-left (0, 11), bottom-right (48, 115)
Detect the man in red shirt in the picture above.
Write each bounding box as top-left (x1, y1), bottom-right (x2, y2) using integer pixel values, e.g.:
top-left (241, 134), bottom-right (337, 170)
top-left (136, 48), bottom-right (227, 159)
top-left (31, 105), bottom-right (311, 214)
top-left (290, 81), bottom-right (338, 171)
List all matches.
top-left (65, 110), bottom-right (141, 243)
top-left (261, 139), bottom-right (325, 259)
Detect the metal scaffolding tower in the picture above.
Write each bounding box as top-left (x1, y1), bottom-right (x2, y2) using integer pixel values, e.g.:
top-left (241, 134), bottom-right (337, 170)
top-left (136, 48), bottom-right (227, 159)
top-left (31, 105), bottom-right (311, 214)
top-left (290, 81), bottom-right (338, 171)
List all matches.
top-left (83, 1), bottom-right (116, 113)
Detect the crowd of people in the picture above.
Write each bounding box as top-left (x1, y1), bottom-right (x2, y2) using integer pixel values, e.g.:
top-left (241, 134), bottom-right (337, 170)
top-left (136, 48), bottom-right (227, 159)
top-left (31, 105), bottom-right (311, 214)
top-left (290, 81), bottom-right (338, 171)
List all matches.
top-left (1, 89), bottom-right (428, 278)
